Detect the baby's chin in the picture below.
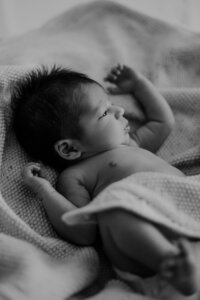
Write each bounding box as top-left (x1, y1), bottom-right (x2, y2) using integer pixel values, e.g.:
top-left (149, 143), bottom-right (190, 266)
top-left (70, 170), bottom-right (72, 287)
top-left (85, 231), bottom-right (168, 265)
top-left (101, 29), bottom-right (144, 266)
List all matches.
top-left (123, 135), bottom-right (131, 146)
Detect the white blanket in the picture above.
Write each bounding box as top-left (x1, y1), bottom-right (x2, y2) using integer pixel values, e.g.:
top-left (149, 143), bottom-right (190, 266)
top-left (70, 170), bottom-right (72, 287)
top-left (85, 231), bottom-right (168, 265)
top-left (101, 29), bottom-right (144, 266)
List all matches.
top-left (63, 172), bottom-right (200, 298)
top-left (63, 173), bottom-right (200, 239)
top-left (1, 1), bottom-right (200, 299)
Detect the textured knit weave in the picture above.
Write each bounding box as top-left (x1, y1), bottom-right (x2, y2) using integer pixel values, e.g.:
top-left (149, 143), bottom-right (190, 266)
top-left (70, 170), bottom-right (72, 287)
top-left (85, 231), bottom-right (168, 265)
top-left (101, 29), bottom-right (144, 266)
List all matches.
top-left (63, 173), bottom-right (200, 238)
top-left (0, 66), bottom-right (100, 300)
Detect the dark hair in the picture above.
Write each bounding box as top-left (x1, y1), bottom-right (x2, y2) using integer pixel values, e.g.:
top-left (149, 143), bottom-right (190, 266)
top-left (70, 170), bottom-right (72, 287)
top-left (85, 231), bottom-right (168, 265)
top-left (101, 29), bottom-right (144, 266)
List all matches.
top-left (11, 65), bottom-right (100, 170)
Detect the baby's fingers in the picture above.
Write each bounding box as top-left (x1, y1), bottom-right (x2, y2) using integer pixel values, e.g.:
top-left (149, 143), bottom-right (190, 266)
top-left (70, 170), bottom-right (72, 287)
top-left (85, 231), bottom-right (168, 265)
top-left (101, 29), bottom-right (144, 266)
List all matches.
top-left (22, 163), bottom-right (41, 179)
top-left (110, 64), bottom-right (123, 76)
top-left (104, 64), bottom-right (124, 83)
top-left (104, 73), bottom-right (118, 84)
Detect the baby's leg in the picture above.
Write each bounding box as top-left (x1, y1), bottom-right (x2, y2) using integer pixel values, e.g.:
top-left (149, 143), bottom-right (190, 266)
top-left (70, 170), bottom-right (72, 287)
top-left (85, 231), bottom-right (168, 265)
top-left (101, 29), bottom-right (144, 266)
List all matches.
top-left (159, 239), bottom-right (199, 295)
top-left (99, 209), bottom-right (198, 295)
top-left (100, 209), bottom-right (179, 269)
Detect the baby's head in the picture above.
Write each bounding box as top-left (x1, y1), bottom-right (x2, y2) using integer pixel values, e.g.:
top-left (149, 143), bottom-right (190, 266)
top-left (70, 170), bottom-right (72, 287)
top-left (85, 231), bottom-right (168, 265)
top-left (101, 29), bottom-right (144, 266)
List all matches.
top-left (11, 66), bottom-right (129, 170)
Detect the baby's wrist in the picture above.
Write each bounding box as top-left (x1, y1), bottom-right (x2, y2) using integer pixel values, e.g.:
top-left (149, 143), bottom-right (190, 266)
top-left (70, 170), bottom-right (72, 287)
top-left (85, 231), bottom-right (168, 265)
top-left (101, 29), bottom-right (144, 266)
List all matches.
top-left (132, 75), bottom-right (148, 92)
top-left (28, 177), bottom-right (52, 197)
top-left (39, 180), bottom-right (54, 195)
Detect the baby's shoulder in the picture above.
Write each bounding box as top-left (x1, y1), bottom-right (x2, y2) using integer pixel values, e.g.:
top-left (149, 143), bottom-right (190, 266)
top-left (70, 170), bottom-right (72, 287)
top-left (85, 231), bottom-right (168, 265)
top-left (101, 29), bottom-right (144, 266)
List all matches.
top-left (58, 165), bottom-right (84, 182)
top-left (58, 161), bottom-right (96, 186)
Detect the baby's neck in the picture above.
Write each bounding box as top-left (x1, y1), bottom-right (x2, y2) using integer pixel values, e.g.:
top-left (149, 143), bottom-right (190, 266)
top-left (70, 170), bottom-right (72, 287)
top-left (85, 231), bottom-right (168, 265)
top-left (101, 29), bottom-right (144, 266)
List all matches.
top-left (80, 144), bottom-right (131, 161)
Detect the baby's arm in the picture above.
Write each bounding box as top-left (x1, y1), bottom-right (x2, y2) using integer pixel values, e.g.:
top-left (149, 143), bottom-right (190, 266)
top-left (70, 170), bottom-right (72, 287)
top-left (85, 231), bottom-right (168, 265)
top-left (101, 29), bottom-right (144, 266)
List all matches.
top-left (105, 65), bottom-right (174, 152)
top-left (22, 163), bottom-right (97, 246)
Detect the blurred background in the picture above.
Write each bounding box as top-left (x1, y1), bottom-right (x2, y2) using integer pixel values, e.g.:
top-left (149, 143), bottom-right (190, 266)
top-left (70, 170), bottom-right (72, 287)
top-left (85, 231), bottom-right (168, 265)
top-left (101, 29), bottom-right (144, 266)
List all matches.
top-left (0, 0), bottom-right (200, 38)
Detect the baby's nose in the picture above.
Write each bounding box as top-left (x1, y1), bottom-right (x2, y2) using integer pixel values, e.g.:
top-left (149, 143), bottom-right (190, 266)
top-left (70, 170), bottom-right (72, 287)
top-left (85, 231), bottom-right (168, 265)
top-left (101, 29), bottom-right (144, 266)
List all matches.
top-left (114, 106), bottom-right (125, 118)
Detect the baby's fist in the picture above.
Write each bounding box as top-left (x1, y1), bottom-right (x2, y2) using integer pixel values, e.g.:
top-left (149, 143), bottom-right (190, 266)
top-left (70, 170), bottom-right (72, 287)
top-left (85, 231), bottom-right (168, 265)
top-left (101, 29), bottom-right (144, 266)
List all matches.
top-left (22, 163), bottom-right (50, 195)
top-left (104, 64), bottom-right (140, 94)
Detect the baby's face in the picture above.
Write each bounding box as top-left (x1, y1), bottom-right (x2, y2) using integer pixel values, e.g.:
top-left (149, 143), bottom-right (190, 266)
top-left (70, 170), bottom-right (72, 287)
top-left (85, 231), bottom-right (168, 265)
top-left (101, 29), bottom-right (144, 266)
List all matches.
top-left (77, 84), bottom-right (130, 155)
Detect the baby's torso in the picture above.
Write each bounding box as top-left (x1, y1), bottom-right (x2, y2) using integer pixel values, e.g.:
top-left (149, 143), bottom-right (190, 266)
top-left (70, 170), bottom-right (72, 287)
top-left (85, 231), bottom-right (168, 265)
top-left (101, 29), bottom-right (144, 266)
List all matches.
top-left (79, 146), bottom-right (184, 198)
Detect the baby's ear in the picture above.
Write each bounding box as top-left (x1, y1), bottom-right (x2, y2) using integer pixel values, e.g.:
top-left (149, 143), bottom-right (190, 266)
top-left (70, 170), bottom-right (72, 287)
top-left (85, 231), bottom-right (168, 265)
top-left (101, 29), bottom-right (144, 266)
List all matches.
top-left (54, 139), bottom-right (81, 160)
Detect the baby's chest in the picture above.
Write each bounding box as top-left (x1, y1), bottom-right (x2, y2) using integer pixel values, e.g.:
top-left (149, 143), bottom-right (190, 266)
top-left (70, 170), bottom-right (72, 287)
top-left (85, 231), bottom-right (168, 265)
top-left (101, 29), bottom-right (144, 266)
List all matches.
top-left (87, 152), bottom-right (142, 197)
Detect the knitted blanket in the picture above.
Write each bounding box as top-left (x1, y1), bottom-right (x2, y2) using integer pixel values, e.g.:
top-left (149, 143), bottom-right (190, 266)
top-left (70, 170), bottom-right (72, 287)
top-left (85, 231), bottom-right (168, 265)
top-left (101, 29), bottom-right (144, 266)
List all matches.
top-left (1, 1), bottom-right (200, 300)
top-left (63, 173), bottom-right (200, 239)
top-left (63, 172), bottom-right (200, 298)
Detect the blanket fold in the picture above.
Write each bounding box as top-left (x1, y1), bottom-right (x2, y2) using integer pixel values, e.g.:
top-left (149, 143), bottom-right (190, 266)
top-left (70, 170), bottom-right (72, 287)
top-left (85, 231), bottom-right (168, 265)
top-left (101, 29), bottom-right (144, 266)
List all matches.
top-left (62, 173), bottom-right (200, 239)
top-left (0, 234), bottom-right (99, 300)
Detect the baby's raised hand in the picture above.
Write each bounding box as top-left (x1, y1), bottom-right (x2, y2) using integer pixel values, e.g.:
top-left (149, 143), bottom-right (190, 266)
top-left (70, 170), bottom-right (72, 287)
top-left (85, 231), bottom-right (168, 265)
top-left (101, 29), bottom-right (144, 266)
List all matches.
top-left (22, 163), bottom-right (51, 195)
top-left (104, 64), bottom-right (140, 94)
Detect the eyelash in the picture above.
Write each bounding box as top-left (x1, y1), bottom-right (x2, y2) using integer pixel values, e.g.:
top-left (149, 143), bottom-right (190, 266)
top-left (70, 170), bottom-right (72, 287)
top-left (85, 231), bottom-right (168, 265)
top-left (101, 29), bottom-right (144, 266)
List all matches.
top-left (101, 110), bottom-right (109, 118)
top-left (98, 104), bottom-right (113, 120)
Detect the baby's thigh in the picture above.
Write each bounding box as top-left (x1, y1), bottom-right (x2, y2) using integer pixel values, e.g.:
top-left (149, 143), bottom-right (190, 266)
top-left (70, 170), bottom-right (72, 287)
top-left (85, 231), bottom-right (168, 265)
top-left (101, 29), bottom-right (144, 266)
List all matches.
top-left (98, 209), bottom-right (130, 264)
top-left (98, 208), bottom-right (139, 242)
top-left (98, 209), bottom-right (153, 275)
top-left (98, 208), bottom-right (129, 235)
